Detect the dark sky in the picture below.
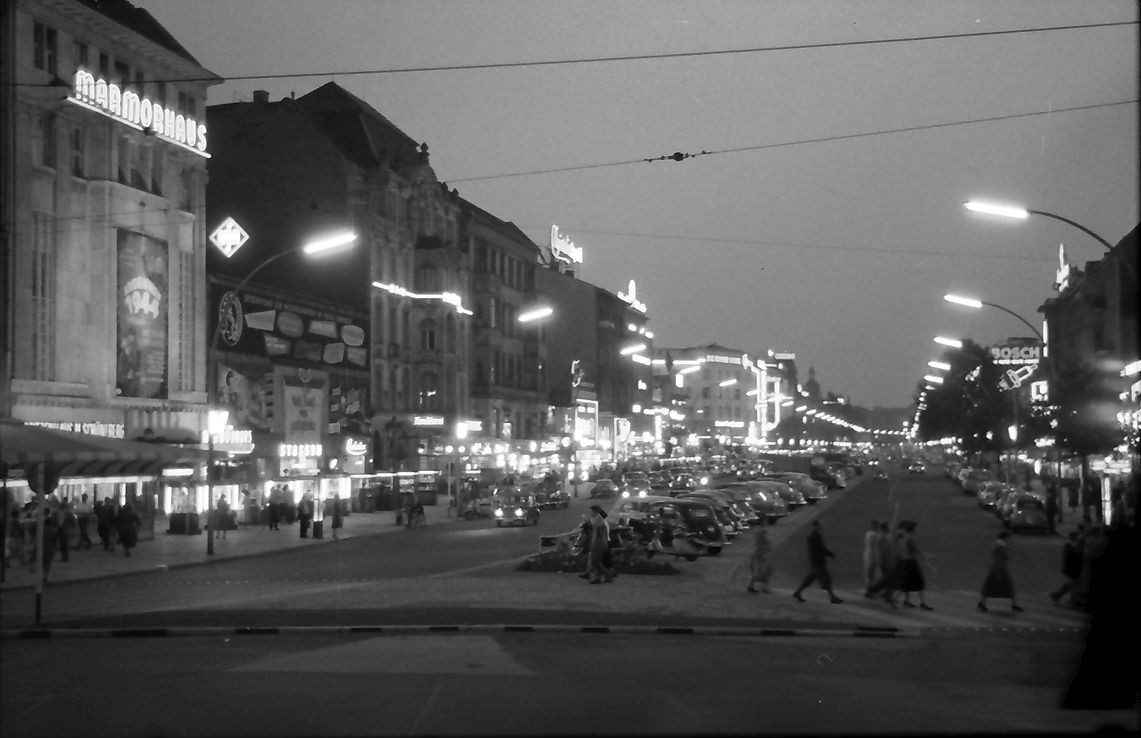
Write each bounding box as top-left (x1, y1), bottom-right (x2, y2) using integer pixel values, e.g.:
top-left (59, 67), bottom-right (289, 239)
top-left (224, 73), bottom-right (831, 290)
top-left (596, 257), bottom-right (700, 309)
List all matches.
top-left (143, 0), bottom-right (1139, 409)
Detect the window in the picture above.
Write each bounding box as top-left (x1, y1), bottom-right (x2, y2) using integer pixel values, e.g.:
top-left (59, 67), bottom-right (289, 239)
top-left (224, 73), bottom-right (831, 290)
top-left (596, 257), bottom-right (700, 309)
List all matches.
top-left (33, 22), bottom-right (58, 75)
top-left (475, 239), bottom-right (489, 272)
top-left (98, 52), bottom-right (109, 77)
top-left (130, 143), bottom-right (148, 190)
top-left (418, 373), bottom-right (439, 410)
top-left (158, 81), bottom-right (167, 105)
top-left (114, 60), bottom-right (130, 87)
top-left (420, 319), bottom-right (437, 351)
top-left (133, 70), bottom-right (144, 93)
top-left (701, 386), bottom-right (711, 399)
top-left (37, 114), bottom-right (56, 168)
top-left (31, 214), bottom-right (56, 380)
top-left (70, 127), bottom-right (84, 177)
top-left (117, 136), bottom-right (131, 184)
top-left (74, 41), bottom-right (89, 69)
top-left (489, 297), bottom-right (499, 329)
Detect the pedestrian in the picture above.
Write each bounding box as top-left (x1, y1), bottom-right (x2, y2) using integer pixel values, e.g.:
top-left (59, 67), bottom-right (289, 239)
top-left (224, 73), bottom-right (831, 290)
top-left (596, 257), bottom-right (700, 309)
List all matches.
top-left (74, 493), bottom-right (94, 549)
top-left (576, 516), bottom-right (594, 579)
top-left (1050, 530), bottom-right (1083, 607)
top-left (116, 501), bottom-right (139, 557)
top-left (297, 493), bottom-right (314, 538)
top-left (95, 497), bottom-right (115, 551)
top-left (792, 520), bottom-right (843, 604)
top-left (39, 505), bottom-right (58, 583)
top-left (746, 522), bottom-right (773, 593)
top-left (331, 495), bottom-right (344, 539)
top-left (57, 500), bottom-right (76, 563)
top-left (866, 520), bottom-right (899, 606)
top-left (896, 521), bottom-right (933, 610)
top-left (978, 530), bottom-right (1023, 613)
top-left (586, 505), bottom-right (613, 584)
top-left (1074, 523), bottom-right (1107, 611)
top-left (1081, 475), bottom-right (1101, 523)
top-left (214, 495), bottom-right (231, 539)
top-left (268, 486), bottom-right (281, 531)
top-left (1045, 484), bottom-right (1059, 536)
top-left (862, 519), bottom-right (880, 594)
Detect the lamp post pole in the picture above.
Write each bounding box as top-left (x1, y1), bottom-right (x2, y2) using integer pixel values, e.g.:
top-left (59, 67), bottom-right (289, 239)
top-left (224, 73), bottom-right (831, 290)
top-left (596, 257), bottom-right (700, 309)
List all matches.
top-left (206, 232), bottom-right (357, 554)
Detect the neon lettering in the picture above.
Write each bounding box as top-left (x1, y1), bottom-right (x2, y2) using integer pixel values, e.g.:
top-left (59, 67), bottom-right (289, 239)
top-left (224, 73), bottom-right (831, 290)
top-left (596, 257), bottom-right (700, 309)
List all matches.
top-left (108, 84), bottom-right (121, 116)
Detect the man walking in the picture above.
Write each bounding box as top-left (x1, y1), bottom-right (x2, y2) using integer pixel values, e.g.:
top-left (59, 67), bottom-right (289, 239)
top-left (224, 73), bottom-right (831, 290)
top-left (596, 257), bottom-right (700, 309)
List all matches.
top-left (74, 493), bottom-right (94, 549)
top-left (792, 520), bottom-right (843, 604)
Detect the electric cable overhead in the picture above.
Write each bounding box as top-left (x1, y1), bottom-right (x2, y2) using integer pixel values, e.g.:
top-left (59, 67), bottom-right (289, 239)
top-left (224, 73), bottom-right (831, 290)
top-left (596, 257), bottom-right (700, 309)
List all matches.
top-left (12, 20), bottom-right (1136, 87)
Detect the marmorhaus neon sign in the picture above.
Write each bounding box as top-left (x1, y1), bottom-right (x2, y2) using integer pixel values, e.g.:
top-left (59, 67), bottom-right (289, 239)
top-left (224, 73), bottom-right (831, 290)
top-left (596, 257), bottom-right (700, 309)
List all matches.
top-left (68, 69), bottom-right (209, 158)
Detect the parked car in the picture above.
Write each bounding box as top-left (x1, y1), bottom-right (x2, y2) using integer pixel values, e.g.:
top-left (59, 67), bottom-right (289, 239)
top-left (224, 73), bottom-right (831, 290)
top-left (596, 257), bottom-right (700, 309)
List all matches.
top-left (762, 472), bottom-right (827, 504)
top-left (713, 481), bottom-right (787, 524)
top-left (620, 472), bottom-right (653, 498)
top-left (976, 481), bottom-right (1010, 510)
top-left (961, 469), bottom-right (992, 496)
top-left (648, 471), bottom-right (672, 490)
top-left (999, 492), bottom-right (1050, 532)
top-left (608, 495), bottom-right (726, 555)
top-left (750, 479), bottom-right (806, 509)
top-left (668, 472), bottom-right (697, 494)
top-left (676, 490), bottom-right (748, 536)
top-left (530, 480), bottom-right (570, 510)
top-left (589, 478), bottom-right (619, 498)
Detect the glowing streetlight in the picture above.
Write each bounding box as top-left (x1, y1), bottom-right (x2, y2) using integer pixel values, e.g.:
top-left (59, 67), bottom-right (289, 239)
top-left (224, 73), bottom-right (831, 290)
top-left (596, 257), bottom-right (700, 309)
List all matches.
top-left (943, 293), bottom-right (1042, 340)
top-left (619, 342), bottom-right (647, 356)
top-left (923, 375), bottom-right (945, 384)
top-left (518, 306), bottom-right (554, 323)
top-left (934, 336), bottom-right (963, 348)
top-left (301, 230), bottom-right (360, 255)
top-left (718, 378), bottom-right (737, 387)
top-left (943, 293), bottom-right (984, 309)
top-left (928, 361), bottom-right (951, 371)
top-left (964, 200), bottom-right (1113, 251)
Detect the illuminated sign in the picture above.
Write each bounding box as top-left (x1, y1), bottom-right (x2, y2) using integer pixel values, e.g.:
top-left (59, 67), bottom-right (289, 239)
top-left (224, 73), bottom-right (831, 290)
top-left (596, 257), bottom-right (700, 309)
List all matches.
top-left (998, 365), bottom-right (1038, 392)
top-left (772, 352), bottom-right (796, 360)
top-left (715, 420), bottom-right (746, 429)
top-left (27, 421), bottom-right (125, 438)
top-left (549, 225), bottom-right (583, 264)
top-left (210, 217), bottom-right (249, 258)
top-left (1054, 243), bottom-right (1074, 292)
top-left (345, 438), bottom-right (368, 456)
top-left (1030, 380), bottom-right (1049, 403)
top-left (279, 443), bottom-right (322, 458)
top-left (990, 344), bottom-right (1041, 365)
top-left (68, 70), bottom-right (209, 157)
top-left (617, 280), bottom-right (647, 313)
top-left (412, 415), bottom-right (446, 428)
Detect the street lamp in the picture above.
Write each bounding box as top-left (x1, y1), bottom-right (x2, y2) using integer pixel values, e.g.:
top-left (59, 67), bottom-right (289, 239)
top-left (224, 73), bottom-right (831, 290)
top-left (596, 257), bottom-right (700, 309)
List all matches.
top-left (207, 230), bottom-right (357, 555)
top-left (934, 336), bottom-right (963, 349)
top-left (963, 200), bottom-right (1114, 252)
top-left (943, 293), bottom-right (1042, 340)
top-left (518, 306), bottom-right (554, 323)
top-left (928, 361), bottom-right (951, 371)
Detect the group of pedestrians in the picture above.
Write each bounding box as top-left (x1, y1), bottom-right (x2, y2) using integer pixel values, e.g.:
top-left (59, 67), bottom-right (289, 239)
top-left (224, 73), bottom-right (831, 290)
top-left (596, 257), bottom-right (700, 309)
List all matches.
top-left (859, 518), bottom-right (932, 609)
top-left (577, 505), bottom-right (615, 584)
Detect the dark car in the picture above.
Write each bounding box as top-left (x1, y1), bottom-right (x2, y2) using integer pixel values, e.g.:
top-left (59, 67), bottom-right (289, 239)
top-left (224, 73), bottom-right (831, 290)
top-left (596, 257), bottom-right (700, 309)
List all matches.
top-left (716, 481), bottom-right (790, 524)
top-left (1000, 492), bottom-right (1050, 532)
top-left (492, 490), bottom-right (541, 527)
top-left (762, 472), bottom-right (827, 504)
top-left (531, 480), bottom-right (570, 510)
top-left (589, 478), bottom-right (619, 498)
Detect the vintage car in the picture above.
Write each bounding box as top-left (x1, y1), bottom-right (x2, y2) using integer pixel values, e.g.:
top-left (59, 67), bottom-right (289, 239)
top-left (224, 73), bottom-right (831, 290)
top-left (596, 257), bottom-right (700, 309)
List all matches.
top-left (531, 480), bottom-right (570, 510)
top-left (715, 481), bottom-right (789, 524)
top-left (493, 489), bottom-right (541, 527)
top-left (589, 479), bottom-right (619, 498)
top-left (761, 472), bottom-right (827, 504)
top-left (999, 492), bottom-right (1050, 532)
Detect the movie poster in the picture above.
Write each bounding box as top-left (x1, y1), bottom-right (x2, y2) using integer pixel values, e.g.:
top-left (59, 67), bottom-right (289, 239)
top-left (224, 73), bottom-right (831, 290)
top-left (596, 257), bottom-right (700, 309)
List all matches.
top-left (216, 363), bottom-right (273, 431)
top-left (279, 366), bottom-right (328, 443)
top-left (116, 230), bottom-right (168, 398)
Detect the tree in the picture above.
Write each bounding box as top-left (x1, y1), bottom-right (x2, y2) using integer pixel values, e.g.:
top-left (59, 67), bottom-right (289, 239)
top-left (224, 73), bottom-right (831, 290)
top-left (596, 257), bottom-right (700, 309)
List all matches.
top-left (1052, 358), bottom-right (1123, 459)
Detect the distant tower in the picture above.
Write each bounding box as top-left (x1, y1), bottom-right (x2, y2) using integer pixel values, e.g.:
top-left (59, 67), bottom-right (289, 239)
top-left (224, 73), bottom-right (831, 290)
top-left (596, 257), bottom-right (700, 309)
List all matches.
top-left (805, 365), bottom-right (821, 402)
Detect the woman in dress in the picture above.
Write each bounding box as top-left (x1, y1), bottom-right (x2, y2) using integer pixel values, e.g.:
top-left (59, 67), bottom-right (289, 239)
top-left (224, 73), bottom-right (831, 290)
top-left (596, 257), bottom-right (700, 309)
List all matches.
top-left (897, 521), bottom-right (933, 610)
top-left (978, 530), bottom-right (1023, 613)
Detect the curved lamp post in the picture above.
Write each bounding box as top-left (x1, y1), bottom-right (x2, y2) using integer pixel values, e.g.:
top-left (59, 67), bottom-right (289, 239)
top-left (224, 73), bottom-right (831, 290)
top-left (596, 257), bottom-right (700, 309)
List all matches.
top-left (964, 200), bottom-right (1114, 251)
top-left (206, 230), bottom-right (358, 555)
top-left (943, 293), bottom-right (1043, 341)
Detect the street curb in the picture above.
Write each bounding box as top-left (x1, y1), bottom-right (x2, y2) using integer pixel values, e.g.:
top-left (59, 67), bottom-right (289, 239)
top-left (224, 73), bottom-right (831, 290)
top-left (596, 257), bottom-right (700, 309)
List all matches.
top-left (0, 514), bottom-right (469, 593)
top-left (0, 623), bottom-right (920, 640)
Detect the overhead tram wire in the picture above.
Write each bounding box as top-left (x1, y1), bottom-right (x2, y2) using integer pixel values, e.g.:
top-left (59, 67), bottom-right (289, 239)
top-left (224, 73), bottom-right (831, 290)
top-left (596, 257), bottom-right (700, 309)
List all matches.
top-left (8, 95), bottom-right (1135, 235)
top-left (448, 98), bottom-right (1137, 183)
top-left (12, 20), bottom-right (1136, 87)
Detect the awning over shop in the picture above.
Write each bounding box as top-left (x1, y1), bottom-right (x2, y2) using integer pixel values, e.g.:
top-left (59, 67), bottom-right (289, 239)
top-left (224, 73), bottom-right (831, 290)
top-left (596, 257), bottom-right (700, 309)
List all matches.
top-left (1, 420), bottom-right (211, 478)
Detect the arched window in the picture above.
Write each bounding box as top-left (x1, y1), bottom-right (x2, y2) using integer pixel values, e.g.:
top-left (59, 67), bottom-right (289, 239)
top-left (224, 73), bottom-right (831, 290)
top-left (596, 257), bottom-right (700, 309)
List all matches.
top-left (420, 319), bottom-right (437, 351)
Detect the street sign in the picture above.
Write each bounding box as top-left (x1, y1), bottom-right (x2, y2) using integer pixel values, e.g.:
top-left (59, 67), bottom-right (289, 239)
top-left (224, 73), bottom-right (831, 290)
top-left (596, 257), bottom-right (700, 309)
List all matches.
top-left (209, 217), bottom-right (249, 258)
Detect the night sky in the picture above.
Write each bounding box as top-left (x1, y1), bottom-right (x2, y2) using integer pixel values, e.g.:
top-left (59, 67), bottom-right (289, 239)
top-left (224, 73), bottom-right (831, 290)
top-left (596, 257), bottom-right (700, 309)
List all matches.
top-left (143, 0), bottom-right (1139, 409)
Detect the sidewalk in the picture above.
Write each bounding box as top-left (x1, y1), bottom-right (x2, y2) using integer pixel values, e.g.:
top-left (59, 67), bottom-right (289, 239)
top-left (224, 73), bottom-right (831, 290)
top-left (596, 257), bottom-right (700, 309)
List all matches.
top-left (1, 502), bottom-right (460, 591)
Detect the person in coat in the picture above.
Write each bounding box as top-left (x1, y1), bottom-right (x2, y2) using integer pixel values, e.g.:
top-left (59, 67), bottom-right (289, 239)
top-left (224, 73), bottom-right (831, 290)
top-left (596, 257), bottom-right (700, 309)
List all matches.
top-left (331, 495), bottom-right (344, 539)
top-left (297, 493), bottom-right (314, 538)
top-left (978, 530), bottom-right (1023, 613)
top-left (792, 520), bottom-right (843, 604)
top-left (896, 521), bottom-right (933, 610)
top-left (586, 506), bottom-right (612, 584)
top-left (95, 497), bottom-right (115, 551)
top-left (116, 502), bottom-right (140, 557)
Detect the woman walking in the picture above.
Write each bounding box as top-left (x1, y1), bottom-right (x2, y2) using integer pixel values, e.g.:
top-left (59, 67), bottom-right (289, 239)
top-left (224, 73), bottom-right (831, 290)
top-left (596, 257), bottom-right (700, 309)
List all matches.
top-left (978, 530), bottom-right (1023, 613)
top-left (897, 521), bottom-right (933, 610)
top-left (862, 519), bottom-right (880, 595)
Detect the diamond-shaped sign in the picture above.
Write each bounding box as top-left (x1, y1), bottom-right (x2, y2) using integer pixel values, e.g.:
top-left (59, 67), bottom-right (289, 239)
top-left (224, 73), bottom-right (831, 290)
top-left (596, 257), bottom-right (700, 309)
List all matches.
top-left (209, 217), bottom-right (249, 258)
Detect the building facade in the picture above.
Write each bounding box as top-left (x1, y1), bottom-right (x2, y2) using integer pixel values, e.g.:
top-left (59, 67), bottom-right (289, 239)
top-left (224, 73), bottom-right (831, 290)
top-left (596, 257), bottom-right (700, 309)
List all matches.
top-left (3, 0), bottom-right (220, 439)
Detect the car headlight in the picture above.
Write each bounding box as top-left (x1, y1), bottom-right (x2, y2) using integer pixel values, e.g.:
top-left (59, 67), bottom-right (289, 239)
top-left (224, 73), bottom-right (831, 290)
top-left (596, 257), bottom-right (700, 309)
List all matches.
top-left (622, 491), bottom-right (629, 498)
top-left (494, 509), bottom-right (503, 517)
top-left (638, 490), bottom-right (647, 498)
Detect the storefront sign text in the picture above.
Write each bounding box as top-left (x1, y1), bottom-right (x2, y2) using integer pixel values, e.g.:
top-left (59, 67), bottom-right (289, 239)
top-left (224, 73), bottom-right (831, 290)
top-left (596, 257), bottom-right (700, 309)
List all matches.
top-left (27, 421), bottom-right (125, 438)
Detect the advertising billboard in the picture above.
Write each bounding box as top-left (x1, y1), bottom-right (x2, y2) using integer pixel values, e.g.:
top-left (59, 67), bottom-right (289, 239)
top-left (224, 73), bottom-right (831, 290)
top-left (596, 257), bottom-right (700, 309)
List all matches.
top-left (116, 230), bottom-right (168, 398)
